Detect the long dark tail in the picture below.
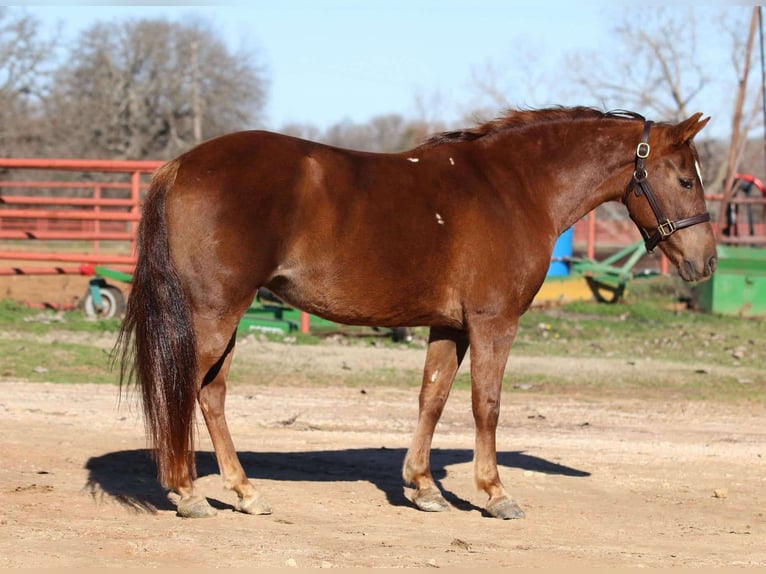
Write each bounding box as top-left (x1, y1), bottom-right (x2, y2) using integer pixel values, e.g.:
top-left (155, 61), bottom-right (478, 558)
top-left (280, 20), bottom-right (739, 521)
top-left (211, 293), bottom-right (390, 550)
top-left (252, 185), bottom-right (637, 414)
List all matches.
top-left (117, 159), bottom-right (199, 488)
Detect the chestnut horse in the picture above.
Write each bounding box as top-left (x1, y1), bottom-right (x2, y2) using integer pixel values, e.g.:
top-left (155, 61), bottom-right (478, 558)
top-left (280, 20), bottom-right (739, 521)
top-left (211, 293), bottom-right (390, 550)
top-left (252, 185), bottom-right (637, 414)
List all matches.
top-left (118, 107), bottom-right (716, 520)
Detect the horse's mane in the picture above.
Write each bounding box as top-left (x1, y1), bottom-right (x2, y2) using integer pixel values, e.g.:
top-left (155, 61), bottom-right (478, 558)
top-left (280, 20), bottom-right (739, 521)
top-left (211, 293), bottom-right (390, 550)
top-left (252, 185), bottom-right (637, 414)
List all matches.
top-left (419, 106), bottom-right (640, 148)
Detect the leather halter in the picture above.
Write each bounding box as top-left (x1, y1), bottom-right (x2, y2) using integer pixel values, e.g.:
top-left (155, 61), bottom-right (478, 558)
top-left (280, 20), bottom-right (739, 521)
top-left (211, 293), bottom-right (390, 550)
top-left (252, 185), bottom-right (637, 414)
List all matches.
top-left (622, 120), bottom-right (710, 252)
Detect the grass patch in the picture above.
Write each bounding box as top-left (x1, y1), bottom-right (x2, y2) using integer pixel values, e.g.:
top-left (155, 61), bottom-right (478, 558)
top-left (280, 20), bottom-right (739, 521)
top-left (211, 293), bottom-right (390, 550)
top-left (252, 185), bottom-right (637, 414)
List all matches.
top-left (0, 300), bottom-right (122, 385)
top-left (1, 274), bottom-right (764, 402)
top-left (516, 277), bottom-right (764, 369)
top-left (0, 299), bottom-right (122, 335)
top-left (500, 367), bottom-right (765, 402)
top-left (0, 338), bottom-right (118, 385)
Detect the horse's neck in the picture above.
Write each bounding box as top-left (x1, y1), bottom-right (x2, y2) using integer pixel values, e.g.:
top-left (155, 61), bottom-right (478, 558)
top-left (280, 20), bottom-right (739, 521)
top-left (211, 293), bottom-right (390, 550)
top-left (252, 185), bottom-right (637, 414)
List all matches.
top-left (500, 120), bottom-right (640, 236)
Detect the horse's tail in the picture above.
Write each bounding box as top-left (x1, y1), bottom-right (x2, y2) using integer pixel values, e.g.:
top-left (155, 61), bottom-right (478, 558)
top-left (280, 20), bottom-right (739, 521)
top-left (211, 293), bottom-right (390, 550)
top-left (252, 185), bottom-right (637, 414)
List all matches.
top-left (117, 159), bottom-right (199, 488)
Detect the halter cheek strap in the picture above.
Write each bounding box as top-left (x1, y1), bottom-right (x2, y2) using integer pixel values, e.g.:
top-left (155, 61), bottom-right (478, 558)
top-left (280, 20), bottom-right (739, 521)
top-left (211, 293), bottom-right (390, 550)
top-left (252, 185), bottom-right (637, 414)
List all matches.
top-left (623, 120), bottom-right (711, 253)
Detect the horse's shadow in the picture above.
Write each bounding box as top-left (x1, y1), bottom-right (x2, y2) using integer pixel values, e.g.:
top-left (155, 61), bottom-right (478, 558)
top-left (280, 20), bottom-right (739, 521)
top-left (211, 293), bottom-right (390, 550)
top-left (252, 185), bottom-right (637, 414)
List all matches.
top-left (84, 446), bottom-right (589, 516)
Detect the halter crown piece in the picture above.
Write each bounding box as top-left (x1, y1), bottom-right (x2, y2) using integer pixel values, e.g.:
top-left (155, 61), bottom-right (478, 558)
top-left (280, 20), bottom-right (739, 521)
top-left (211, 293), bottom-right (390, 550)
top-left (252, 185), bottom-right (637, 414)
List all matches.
top-left (624, 120), bottom-right (711, 252)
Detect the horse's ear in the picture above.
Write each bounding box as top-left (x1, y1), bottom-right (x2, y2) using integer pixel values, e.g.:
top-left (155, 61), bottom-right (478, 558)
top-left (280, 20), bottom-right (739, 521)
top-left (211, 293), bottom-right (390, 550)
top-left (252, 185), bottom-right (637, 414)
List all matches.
top-left (670, 113), bottom-right (710, 143)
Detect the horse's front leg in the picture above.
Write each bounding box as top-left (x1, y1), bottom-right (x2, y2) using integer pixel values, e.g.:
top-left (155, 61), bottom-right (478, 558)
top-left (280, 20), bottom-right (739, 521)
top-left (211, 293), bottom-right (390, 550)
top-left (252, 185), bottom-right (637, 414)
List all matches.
top-left (403, 327), bottom-right (468, 512)
top-left (468, 314), bottom-right (525, 519)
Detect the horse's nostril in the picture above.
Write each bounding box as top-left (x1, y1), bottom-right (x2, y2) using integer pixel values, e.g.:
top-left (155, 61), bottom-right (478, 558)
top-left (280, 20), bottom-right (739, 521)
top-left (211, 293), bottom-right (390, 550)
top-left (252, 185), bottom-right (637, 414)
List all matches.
top-left (683, 259), bottom-right (696, 280)
top-left (707, 255), bottom-right (718, 274)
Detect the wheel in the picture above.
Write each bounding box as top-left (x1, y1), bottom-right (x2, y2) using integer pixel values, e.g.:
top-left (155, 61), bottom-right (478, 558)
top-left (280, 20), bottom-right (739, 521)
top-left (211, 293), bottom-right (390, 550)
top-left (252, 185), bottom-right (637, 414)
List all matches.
top-left (83, 285), bottom-right (126, 319)
top-left (585, 276), bottom-right (626, 304)
top-left (390, 327), bottom-right (413, 343)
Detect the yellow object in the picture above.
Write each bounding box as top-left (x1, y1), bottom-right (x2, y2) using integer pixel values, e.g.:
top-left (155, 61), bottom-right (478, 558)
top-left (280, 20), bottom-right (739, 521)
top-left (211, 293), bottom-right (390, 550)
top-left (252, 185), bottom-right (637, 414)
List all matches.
top-left (532, 276), bottom-right (594, 306)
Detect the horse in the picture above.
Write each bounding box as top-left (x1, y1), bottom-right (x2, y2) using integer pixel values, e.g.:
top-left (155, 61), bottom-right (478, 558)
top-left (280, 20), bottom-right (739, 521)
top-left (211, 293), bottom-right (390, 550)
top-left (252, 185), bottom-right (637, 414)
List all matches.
top-left (117, 106), bottom-right (717, 520)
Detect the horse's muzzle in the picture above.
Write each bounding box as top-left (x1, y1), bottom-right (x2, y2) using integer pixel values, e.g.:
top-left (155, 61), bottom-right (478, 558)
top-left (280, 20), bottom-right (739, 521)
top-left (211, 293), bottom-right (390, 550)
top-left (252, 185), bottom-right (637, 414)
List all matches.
top-left (680, 254), bottom-right (717, 282)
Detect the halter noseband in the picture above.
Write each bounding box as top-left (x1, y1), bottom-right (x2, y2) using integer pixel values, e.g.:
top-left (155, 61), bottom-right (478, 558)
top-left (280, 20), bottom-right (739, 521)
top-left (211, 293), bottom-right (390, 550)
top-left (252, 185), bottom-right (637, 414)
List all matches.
top-left (622, 120), bottom-right (710, 253)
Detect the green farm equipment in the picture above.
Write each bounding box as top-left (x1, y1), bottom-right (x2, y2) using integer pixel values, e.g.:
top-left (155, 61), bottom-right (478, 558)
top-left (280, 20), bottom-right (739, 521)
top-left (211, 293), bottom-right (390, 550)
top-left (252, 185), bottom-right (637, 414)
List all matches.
top-left (565, 240), bottom-right (656, 303)
top-left (692, 244), bottom-right (766, 317)
top-left (691, 173), bottom-right (766, 316)
top-left (82, 267), bottom-right (131, 319)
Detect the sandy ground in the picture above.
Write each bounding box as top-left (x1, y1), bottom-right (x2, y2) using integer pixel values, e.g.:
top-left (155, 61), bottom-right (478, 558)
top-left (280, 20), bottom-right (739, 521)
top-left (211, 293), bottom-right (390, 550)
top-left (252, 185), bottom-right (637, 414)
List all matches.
top-left (1, 334), bottom-right (765, 568)
top-left (1, 274), bottom-right (765, 568)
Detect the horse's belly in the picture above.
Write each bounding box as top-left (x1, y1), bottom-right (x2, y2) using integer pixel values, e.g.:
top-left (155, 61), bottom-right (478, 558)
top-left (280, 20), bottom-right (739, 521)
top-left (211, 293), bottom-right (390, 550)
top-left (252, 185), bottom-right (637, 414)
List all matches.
top-left (265, 261), bottom-right (462, 329)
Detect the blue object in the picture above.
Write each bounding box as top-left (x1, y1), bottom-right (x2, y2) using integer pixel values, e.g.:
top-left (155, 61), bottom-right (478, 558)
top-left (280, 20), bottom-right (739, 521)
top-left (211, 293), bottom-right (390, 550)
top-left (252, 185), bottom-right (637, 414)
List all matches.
top-left (547, 227), bottom-right (574, 277)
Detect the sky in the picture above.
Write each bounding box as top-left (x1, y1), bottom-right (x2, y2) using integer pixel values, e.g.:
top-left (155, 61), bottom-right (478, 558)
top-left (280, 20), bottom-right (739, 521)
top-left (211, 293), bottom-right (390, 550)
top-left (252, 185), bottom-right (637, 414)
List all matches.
top-left (25, 3), bottom-right (753, 137)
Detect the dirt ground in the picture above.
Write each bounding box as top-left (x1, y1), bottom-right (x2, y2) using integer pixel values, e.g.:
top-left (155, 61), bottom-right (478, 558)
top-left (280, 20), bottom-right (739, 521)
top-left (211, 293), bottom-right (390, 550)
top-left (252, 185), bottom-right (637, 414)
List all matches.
top-left (1, 275), bottom-right (765, 568)
top-left (0, 272), bottom-right (94, 311)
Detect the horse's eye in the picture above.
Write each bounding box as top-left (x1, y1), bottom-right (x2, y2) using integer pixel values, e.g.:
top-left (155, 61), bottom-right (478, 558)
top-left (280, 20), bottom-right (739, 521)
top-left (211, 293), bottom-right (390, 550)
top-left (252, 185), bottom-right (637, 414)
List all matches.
top-left (679, 178), bottom-right (694, 189)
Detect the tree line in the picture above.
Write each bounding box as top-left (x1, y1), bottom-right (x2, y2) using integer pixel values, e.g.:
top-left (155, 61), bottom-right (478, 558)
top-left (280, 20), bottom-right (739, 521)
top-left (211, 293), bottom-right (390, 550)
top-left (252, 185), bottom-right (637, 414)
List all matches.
top-left (1, 10), bottom-right (266, 161)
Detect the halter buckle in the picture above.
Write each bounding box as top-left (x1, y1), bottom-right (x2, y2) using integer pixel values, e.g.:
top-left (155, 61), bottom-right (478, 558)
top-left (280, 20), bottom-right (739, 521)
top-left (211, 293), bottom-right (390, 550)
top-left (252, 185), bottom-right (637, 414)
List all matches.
top-left (636, 142), bottom-right (650, 159)
top-left (633, 168), bottom-right (648, 183)
top-left (657, 219), bottom-right (676, 237)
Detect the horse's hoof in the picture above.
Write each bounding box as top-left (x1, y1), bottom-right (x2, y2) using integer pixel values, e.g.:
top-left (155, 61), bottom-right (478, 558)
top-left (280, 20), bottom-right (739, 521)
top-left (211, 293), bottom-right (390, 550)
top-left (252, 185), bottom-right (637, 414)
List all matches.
top-left (176, 495), bottom-right (217, 518)
top-left (411, 487), bottom-right (450, 512)
top-left (487, 495), bottom-right (525, 520)
top-left (237, 493), bottom-right (272, 515)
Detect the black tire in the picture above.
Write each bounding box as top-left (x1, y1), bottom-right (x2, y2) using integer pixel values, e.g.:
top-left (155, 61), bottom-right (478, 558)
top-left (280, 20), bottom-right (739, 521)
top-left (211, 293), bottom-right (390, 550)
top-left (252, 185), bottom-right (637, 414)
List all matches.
top-left (390, 327), bottom-right (413, 343)
top-left (585, 276), bottom-right (626, 304)
top-left (83, 285), bottom-right (126, 319)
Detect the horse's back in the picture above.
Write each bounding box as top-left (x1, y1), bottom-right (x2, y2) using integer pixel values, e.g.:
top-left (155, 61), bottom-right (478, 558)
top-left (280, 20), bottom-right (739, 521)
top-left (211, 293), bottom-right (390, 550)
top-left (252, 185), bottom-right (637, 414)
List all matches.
top-left (162, 131), bottom-right (473, 328)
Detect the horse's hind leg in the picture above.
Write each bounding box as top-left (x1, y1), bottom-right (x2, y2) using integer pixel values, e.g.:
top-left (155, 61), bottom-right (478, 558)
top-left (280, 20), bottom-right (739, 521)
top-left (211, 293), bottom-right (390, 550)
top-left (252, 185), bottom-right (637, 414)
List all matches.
top-left (167, 318), bottom-right (241, 519)
top-left (197, 328), bottom-right (272, 516)
top-left (403, 327), bottom-right (468, 512)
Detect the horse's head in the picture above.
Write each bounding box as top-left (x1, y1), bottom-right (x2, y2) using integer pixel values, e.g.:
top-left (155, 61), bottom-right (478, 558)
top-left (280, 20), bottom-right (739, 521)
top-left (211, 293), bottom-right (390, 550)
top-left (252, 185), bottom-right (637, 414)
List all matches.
top-left (623, 113), bottom-right (717, 282)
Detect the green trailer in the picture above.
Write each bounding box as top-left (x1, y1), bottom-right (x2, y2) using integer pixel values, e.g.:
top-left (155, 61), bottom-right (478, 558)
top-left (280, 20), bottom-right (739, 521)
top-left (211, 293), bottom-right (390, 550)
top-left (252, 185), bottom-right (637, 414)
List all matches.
top-left (692, 245), bottom-right (766, 317)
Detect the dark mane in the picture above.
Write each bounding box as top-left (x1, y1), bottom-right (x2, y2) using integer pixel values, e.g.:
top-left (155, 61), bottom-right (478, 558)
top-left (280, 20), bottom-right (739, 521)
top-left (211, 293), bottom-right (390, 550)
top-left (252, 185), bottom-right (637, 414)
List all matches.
top-left (419, 106), bottom-right (642, 148)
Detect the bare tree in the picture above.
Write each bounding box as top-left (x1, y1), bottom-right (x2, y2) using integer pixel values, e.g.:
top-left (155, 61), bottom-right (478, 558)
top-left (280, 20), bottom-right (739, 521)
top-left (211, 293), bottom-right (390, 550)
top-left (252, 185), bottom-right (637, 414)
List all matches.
top-left (716, 7), bottom-right (763, 230)
top-left (279, 122), bottom-right (323, 144)
top-left (280, 112), bottom-right (446, 153)
top-left (562, 8), bottom-right (765, 221)
top-left (44, 17), bottom-right (268, 160)
top-left (0, 8), bottom-right (57, 156)
top-left (463, 42), bottom-right (551, 123)
top-left (311, 114), bottom-right (436, 152)
top-left (568, 7), bottom-right (709, 122)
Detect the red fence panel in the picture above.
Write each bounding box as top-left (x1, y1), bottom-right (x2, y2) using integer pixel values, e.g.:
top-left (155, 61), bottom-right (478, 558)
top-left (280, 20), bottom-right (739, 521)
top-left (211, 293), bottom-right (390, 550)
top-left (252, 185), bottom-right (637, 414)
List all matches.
top-left (0, 158), bottom-right (162, 276)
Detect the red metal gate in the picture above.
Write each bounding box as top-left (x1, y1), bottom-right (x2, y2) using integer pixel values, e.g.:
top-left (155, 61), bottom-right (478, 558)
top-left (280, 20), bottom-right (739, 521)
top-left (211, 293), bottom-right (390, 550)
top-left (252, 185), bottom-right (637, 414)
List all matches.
top-left (0, 158), bottom-right (162, 276)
